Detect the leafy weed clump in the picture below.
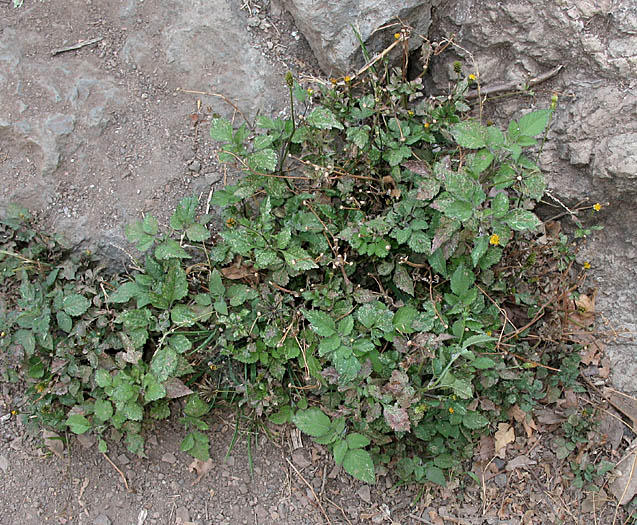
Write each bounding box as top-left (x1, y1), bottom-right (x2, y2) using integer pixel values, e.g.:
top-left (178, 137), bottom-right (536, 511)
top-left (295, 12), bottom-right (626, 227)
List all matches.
top-left (0, 48), bottom-right (597, 487)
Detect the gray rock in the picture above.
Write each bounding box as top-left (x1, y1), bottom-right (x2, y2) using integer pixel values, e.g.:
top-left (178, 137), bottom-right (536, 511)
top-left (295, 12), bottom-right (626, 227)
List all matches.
top-left (0, 455), bottom-right (9, 473)
top-left (93, 514), bottom-right (111, 525)
top-left (282, 0), bottom-right (435, 74)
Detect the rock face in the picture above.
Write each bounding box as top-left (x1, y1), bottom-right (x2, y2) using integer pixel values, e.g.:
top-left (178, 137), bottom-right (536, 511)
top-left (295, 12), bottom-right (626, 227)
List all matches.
top-left (281, 0), bottom-right (436, 74)
top-left (287, 0), bottom-right (637, 390)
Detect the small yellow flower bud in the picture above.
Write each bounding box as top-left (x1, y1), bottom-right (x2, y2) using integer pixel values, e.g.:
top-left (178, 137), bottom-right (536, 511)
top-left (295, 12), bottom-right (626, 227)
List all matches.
top-left (583, 262), bottom-right (591, 270)
top-left (424, 122), bottom-right (430, 129)
top-left (489, 234), bottom-right (500, 246)
top-left (394, 32), bottom-right (401, 40)
top-left (593, 202), bottom-right (602, 212)
top-left (448, 407), bottom-right (454, 414)
top-left (468, 73), bottom-right (476, 82)
top-left (344, 75), bottom-right (352, 83)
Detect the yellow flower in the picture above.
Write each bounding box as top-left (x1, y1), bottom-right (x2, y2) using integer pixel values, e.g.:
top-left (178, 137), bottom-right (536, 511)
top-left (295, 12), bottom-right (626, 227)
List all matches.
top-left (423, 122), bottom-right (430, 129)
top-left (344, 75), bottom-right (352, 83)
top-left (394, 32), bottom-right (401, 40)
top-left (593, 202), bottom-right (602, 212)
top-left (468, 73), bottom-right (476, 81)
top-left (489, 234), bottom-right (500, 246)
top-left (11, 410), bottom-right (17, 416)
top-left (0, 331), bottom-right (5, 337)
top-left (307, 88), bottom-right (313, 96)
top-left (448, 407), bottom-right (454, 414)
top-left (226, 217), bottom-right (236, 228)
top-left (486, 330), bottom-right (492, 336)
top-left (583, 262), bottom-right (591, 269)
top-left (408, 110), bottom-right (414, 116)
top-left (330, 78), bottom-right (337, 85)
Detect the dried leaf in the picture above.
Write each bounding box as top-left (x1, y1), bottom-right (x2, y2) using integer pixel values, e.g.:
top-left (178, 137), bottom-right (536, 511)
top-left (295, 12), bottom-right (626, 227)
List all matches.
top-left (383, 405), bottom-right (411, 432)
top-left (164, 377), bottom-right (194, 399)
top-left (505, 455), bottom-right (536, 471)
top-left (534, 408), bottom-right (566, 425)
top-left (220, 263), bottom-right (254, 280)
top-left (189, 458), bottom-right (214, 485)
top-left (42, 429), bottom-right (64, 459)
top-left (494, 423), bottom-right (515, 459)
top-left (604, 387), bottom-right (637, 429)
top-left (478, 435), bottom-right (495, 461)
top-left (509, 404), bottom-right (537, 438)
top-left (610, 448), bottom-right (637, 505)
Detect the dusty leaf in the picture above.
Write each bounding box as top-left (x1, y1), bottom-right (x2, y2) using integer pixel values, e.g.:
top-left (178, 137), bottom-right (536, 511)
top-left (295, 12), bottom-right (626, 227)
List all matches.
top-left (189, 458), bottom-right (214, 485)
top-left (494, 423), bottom-right (515, 458)
top-left (42, 429), bottom-right (64, 459)
top-left (383, 405), bottom-right (411, 432)
top-left (505, 455), bottom-right (536, 471)
top-left (221, 261), bottom-right (255, 280)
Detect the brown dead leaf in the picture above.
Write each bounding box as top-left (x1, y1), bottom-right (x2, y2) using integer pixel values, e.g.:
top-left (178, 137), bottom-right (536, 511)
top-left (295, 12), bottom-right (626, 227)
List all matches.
top-left (495, 423), bottom-right (515, 459)
top-left (478, 435), bottom-right (495, 461)
top-left (189, 458), bottom-right (214, 486)
top-left (164, 377), bottom-right (194, 399)
top-left (545, 220), bottom-right (561, 239)
top-left (42, 429), bottom-right (64, 459)
top-left (574, 293), bottom-right (595, 315)
top-left (381, 175), bottom-right (395, 186)
top-left (598, 357), bottom-right (611, 379)
top-left (562, 389), bottom-right (578, 408)
top-left (220, 263), bottom-right (255, 280)
top-left (505, 455), bottom-right (536, 471)
top-left (534, 407), bottom-right (566, 425)
top-left (610, 445), bottom-right (637, 505)
top-left (508, 404), bottom-right (537, 438)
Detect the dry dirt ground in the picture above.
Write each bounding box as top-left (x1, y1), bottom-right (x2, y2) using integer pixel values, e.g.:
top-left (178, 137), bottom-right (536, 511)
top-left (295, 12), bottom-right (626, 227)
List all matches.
top-left (1, 1), bottom-right (636, 524)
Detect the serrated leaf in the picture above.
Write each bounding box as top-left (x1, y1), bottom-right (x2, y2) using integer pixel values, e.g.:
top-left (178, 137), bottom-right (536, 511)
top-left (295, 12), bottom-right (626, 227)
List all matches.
top-left (333, 439), bottom-right (348, 465)
top-left (301, 309), bottom-right (336, 337)
top-left (452, 378), bottom-right (473, 399)
top-left (122, 402), bottom-right (143, 421)
top-left (283, 246), bottom-right (318, 271)
top-left (95, 369), bottom-right (112, 388)
top-left (184, 394), bottom-right (210, 417)
top-left (62, 294), bottom-right (90, 317)
top-left (393, 265), bottom-right (414, 296)
top-left (155, 239), bottom-right (191, 260)
top-left (268, 406), bottom-right (292, 425)
top-left (504, 209), bottom-right (541, 231)
top-left (169, 334), bottom-right (192, 354)
top-left (337, 316), bottom-right (354, 336)
top-left (471, 236), bottom-right (489, 268)
top-left (66, 414), bottom-right (91, 434)
top-left (170, 195), bottom-right (198, 230)
top-left (142, 214), bottom-right (158, 235)
top-left (125, 432), bottom-right (146, 457)
top-left (343, 449), bottom-right (375, 484)
top-left (293, 407), bottom-right (331, 437)
top-left (248, 149), bottom-right (278, 172)
top-left (318, 334), bottom-right (341, 356)
top-left (471, 357), bottom-right (496, 369)
top-left (517, 109), bottom-right (551, 137)
top-left (451, 121), bottom-right (487, 149)
top-left (384, 405), bottom-right (411, 432)
top-left (210, 117), bottom-right (234, 142)
top-left (208, 269), bottom-right (225, 297)
top-left (254, 249), bottom-right (280, 269)
top-left (463, 411), bottom-right (489, 429)
top-left (144, 379), bottom-right (166, 402)
top-left (125, 221), bottom-right (155, 252)
top-left (346, 127), bottom-right (369, 148)
top-left (333, 347), bottom-right (361, 382)
top-left (185, 223), bottom-right (211, 242)
top-left (307, 106), bottom-right (343, 130)
top-left (171, 304), bottom-right (196, 326)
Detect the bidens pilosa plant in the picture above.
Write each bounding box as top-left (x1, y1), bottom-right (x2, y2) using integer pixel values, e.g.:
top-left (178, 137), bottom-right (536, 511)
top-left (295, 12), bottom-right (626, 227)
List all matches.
top-left (1, 40), bottom-right (590, 486)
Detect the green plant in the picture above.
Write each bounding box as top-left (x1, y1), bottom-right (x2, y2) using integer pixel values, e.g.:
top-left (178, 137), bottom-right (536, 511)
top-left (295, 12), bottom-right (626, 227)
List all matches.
top-left (0, 43), bottom-right (599, 487)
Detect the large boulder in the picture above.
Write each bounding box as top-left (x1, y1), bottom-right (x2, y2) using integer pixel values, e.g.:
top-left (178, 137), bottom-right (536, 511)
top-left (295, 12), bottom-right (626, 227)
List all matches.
top-left (280, 0), bottom-right (437, 75)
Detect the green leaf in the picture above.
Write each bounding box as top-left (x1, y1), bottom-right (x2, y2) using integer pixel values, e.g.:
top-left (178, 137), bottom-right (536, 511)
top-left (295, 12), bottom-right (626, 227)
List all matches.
top-left (109, 282), bottom-right (140, 304)
top-left (451, 121), bottom-right (487, 149)
top-left (471, 236), bottom-right (489, 268)
top-left (94, 399), bottom-right (113, 422)
top-left (307, 107), bottom-right (343, 130)
top-left (318, 334), bottom-right (341, 356)
top-left (210, 117), bottom-right (234, 142)
top-left (491, 192), bottom-right (509, 218)
top-left (208, 269), bottom-right (225, 297)
top-left (185, 223), bottom-right (211, 242)
top-left (125, 432), bottom-right (146, 457)
top-left (393, 306), bottom-right (417, 334)
top-left (248, 149), bottom-right (278, 172)
top-left (425, 465), bottom-right (446, 486)
top-left (333, 439), bottom-right (348, 466)
top-left (66, 414), bottom-right (91, 434)
top-left (293, 407), bottom-right (331, 437)
top-left (346, 433), bottom-right (370, 449)
top-left (269, 406), bottom-right (292, 425)
top-left (142, 214), bottom-right (158, 235)
top-left (462, 334), bottom-right (496, 349)
top-left (187, 431), bottom-right (210, 461)
top-left (95, 369), bottom-right (112, 388)
top-left (150, 347), bottom-right (178, 382)
top-left (451, 378), bottom-right (473, 399)
top-left (184, 394), bottom-right (210, 417)
top-left (62, 294), bottom-right (90, 317)
top-left (337, 316), bottom-right (354, 336)
top-left (517, 109), bottom-right (551, 137)
top-left (171, 304), bottom-right (196, 326)
top-left (471, 357), bottom-right (496, 369)
top-left (15, 329), bottom-right (35, 354)
top-left (450, 265), bottom-right (475, 296)
top-left (504, 209), bottom-right (541, 231)
top-left (301, 309), bottom-right (336, 337)
top-left (144, 379), bottom-right (166, 402)
top-left (346, 127), bottom-right (369, 148)
top-left (155, 239), bottom-right (191, 260)
top-left (125, 220), bottom-right (155, 252)
top-left (463, 411), bottom-right (489, 429)
top-left (333, 347), bottom-right (361, 382)
top-left (254, 249), bottom-right (280, 269)
top-left (283, 246), bottom-right (318, 271)
top-left (122, 402), bottom-right (143, 421)
top-left (169, 335), bottom-right (192, 354)
top-left (343, 449), bottom-right (375, 484)
top-left (393, 265), bottom-right (414, 296)
top-left (170, 196), bottom-right (198, 230)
